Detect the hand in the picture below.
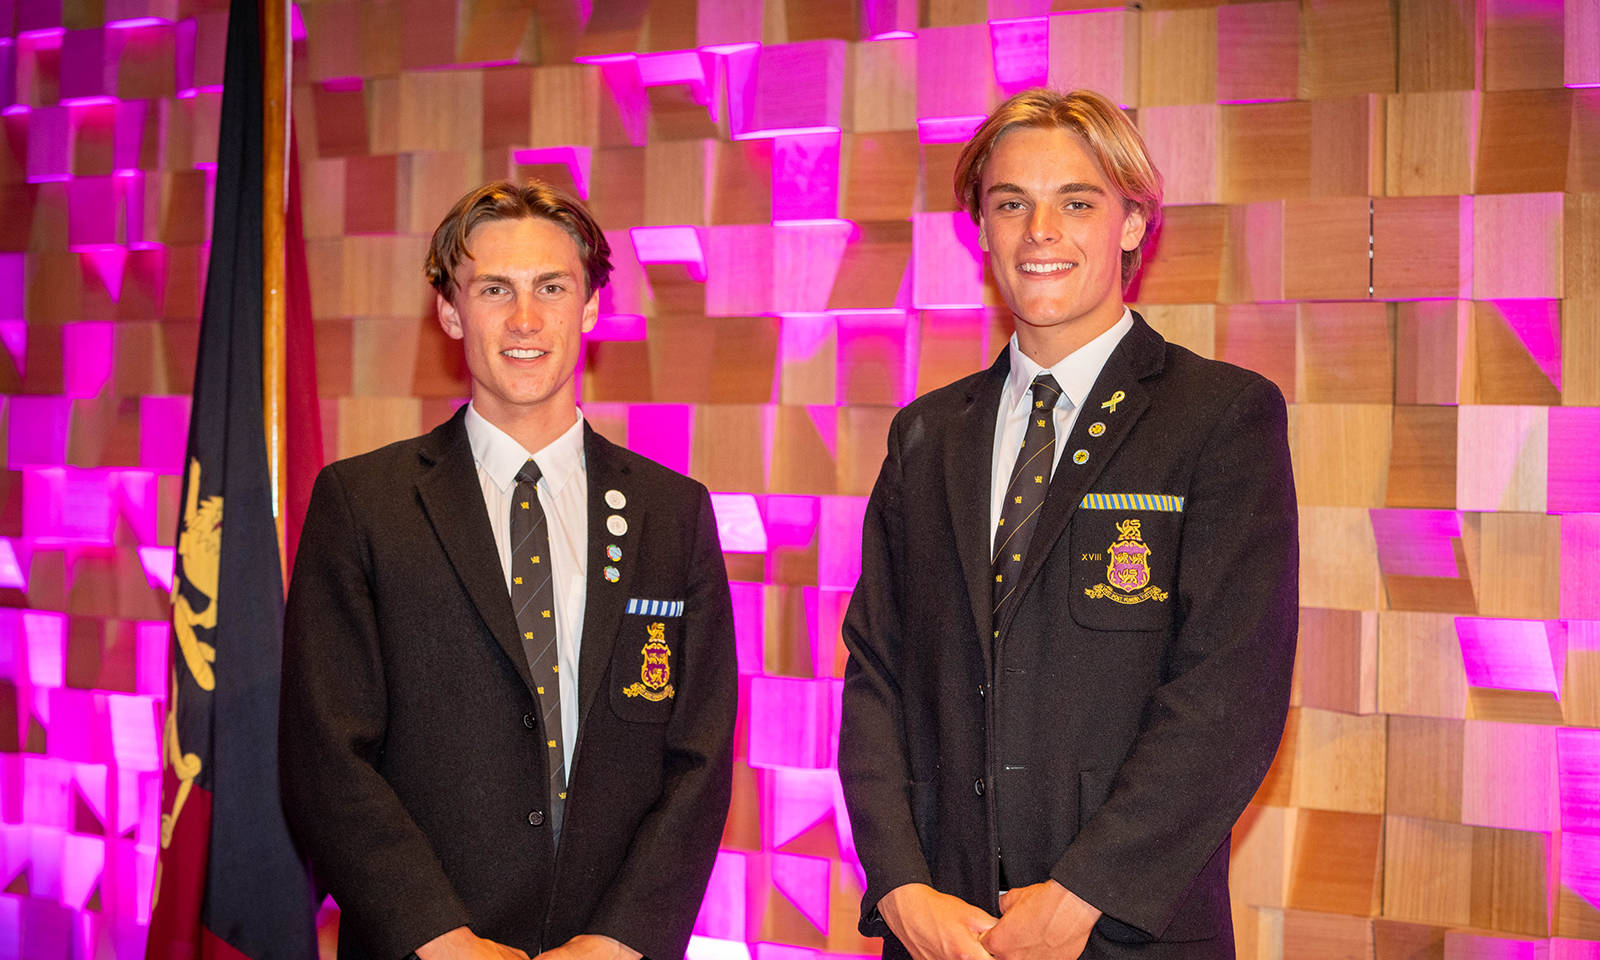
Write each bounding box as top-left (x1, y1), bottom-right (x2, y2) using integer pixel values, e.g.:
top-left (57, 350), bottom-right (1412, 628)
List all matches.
top-left (982, 881), bottom-right (1100, 960)
top-left (879, 882), bottom-right (998, 960)
top-left (534, 934), bottom-right (642, 960)
top-left (415, 926), bottom-right (531, 960)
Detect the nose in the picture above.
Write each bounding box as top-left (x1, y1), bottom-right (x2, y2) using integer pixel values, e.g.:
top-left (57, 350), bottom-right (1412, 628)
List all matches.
top-left (508, 291), bottom-right (541, 334)
top-left (1026, 206), bottom-right (1059, 244)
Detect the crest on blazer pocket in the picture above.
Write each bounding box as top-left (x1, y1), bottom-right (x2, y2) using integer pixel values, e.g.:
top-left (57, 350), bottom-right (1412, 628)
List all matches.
top-left (622, 622), bottom-right (675, 702)
top-left (1084, 519), bottom-right (1169, 605)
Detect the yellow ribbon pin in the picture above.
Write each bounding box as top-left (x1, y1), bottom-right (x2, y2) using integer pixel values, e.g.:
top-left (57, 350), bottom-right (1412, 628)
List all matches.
top-left (1100, 390), bottom-right (1126, 413)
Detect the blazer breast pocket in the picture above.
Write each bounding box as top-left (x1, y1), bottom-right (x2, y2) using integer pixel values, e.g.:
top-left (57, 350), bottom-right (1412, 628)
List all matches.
top-left (608, 601), bottom-right (685, 724)
top-left (1067, 495), bottom-right (1183, 633)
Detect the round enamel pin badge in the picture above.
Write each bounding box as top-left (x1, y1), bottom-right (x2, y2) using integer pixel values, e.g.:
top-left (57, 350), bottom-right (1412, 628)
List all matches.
top-left (1073, 449), bottom-right (1089, 465)
top-left (1088, 422), bottom-right (1106, 437)
top-left (605, 489), bottom-right (626, 509)
top-left (607, 515), bottom-right (628, 536)
top-left (603, 566), bottom-right (620, 582)
top-left (607, 544), bottom-right (622, 562)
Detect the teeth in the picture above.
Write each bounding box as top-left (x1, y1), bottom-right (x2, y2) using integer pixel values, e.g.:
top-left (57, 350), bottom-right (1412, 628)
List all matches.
top-left (504, 348), bottom-right (546, 359)
top-left (1019, 262), bottom-right (1074, 274)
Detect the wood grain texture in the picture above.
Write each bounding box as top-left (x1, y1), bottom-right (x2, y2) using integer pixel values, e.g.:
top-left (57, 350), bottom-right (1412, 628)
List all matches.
top-left (1139, 9), bottom-right (1217, 106)
top-left (1379, 611), bottom-right (1470, 719)
top-left (1385, 91), bottom-right (1478, 197)
top-left (1047, 11), bottom-right (1137, 107)
top-left (1289, 403), bottom-right (1392, 507)
top-left (1396, 0), bottom-right (1481, 93)
top-left (1301, 0), bottom-right (1398, 98)
top-left (1288, 809), bottom-right (1384, 915)
top-left (1387, 406), bottom-right (1459, 509)
top-left (1216, 1), bottom-right (1299, 103)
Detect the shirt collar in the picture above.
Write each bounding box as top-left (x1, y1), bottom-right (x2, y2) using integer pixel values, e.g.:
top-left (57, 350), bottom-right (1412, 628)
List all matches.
top-left (1003, 307), bottom-right (1134, 413)
top-left (464, 403), bottom-right (586, 495)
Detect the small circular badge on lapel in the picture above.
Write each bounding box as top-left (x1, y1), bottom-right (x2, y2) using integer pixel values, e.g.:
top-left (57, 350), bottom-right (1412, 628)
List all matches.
top-left (1073, 449), bottom-right (1090, 465)
top-left (603, 565), bottom-right (620, 582)
top-left (605, 489), bottom-right (626, 509)
top-left (1088, 422), bottom-right (1106, 437)
top-left (607, 514), bottom-right (628, 536)
top-left (606, 544), bottom-right (622, 562)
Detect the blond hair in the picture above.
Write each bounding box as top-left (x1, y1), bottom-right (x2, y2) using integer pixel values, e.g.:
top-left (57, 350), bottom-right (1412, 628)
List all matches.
top-left (954, 89), bottom-right (1163, 286)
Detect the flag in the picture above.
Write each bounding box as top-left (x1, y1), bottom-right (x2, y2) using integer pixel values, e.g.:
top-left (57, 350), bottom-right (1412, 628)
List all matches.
top-left (284, 124), bottom-right (325, 578)
top-left (146, 0), bottom-right (318, 955)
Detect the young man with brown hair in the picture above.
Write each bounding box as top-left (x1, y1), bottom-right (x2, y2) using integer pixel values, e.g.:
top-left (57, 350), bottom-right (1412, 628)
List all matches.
top-left (280, 181), bottom-right (737, 960)
top-left (839, 89), bottom-right (1298, 960)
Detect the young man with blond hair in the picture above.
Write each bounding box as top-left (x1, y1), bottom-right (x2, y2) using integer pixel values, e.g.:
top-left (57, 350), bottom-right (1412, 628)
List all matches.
top-left (839, 89), bottom-right (1298, 960)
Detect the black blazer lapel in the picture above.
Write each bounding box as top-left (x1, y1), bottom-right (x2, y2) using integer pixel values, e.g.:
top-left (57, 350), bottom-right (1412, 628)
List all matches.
top-left (414, 406), bottom-right (537, 697)
top-left (997, 315), bottom-right (1168, 640)
top-left (946, 351), bottom-right (1010, 660)
top-left (575, 424), bottom-right (638, 735)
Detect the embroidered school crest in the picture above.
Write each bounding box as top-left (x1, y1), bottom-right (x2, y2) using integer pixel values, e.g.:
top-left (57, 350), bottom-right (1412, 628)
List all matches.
top-left (1085, 518), bottom-right (1170, 605)
top-left (623, 622), bottom-right (676, 701)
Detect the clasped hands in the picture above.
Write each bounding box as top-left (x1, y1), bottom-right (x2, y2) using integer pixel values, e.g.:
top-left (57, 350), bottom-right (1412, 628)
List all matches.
top-left (416, 927), bottom-right (642, 960)
top-left (879, 880), bottom-right (1102, 960)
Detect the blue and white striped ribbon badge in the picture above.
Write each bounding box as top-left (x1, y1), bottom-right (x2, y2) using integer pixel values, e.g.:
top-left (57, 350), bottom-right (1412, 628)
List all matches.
top-left (625, 598), bottom-right (686, 617)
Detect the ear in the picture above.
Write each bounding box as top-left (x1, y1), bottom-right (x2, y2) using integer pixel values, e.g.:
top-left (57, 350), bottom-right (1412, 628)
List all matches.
top-left (1120, 206), bottom-right (1148, 253)
top-left (977, 217), bottom-right (990, 253)
top-left (581, 289), bottom-right (600, 334)
top-left (436, 291), bottom-right (464, 341)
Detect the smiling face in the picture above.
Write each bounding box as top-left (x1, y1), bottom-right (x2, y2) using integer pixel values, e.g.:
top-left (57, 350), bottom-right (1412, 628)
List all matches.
top-left (977, 125), bottom-right (1147, 359)
top-left (436, 215), bottom-right (598, 446)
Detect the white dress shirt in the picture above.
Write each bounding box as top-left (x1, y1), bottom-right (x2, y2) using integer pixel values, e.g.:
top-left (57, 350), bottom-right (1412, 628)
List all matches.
top-left (465, 403), bottom-right (587, 774)
top-left (989, 309), bottom-right (1134, 555)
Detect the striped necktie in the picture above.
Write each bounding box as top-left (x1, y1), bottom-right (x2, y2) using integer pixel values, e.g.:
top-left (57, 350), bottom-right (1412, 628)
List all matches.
top-left (510, 459), bottom-right (566, 843)
top-left (992, 373), bottom-right (1065, 636)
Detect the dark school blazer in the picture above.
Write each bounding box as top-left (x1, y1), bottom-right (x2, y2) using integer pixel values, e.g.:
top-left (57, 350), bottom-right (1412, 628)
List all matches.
top-left (839, 313), bottom-right (1298, 959)
top-left (279, 407), bottom-right (737, 960)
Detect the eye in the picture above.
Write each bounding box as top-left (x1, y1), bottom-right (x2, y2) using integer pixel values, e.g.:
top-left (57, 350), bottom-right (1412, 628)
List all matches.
top-left (995, 199), bottom-right (1025, 212)
top-left (1065, 199), bottom-right (1092, 211)
top-left (540, 282), bottom-right (566, 296)
top-left (480, 283), bottom-right (508, 296)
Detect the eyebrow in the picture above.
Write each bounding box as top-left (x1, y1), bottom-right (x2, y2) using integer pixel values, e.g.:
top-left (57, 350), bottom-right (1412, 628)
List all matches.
top-left (985, 181), bottom-right (1108, 198)
top-left (470, 269), bottom-right (575, 288)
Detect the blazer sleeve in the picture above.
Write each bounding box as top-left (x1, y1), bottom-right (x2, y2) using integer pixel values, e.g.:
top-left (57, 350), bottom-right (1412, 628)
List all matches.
top-left (278, 465), bottom-right (473, 958)
top-left (584, 486), bottom-right (738, 960)
top-left (1050, 375), bottom-right (1299, 938)
top-left (837, 413), bottom-right (935, 935)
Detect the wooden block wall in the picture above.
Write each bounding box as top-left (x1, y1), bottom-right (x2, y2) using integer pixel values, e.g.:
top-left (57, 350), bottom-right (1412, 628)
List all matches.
top-left (1, 0), bottom-right (1597, 958)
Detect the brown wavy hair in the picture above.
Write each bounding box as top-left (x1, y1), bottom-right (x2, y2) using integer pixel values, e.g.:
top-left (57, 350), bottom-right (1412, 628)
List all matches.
top-left (425, 180), bottom-right (613, 301)
top-left (954, 89), bottom-right (1163, 287)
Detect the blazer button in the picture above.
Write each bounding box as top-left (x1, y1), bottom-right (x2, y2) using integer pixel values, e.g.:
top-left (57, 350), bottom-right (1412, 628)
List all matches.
top-left (528, 810), bottom-right (545, 826)
top-left (974, 777), bottom-right (985, 797)
top-left (523, 713), bottom-right (535, 729)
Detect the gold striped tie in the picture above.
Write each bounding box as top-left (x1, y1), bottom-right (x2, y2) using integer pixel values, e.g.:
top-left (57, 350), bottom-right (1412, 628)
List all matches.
top-left (992, 373), bottom-right (1065, 636)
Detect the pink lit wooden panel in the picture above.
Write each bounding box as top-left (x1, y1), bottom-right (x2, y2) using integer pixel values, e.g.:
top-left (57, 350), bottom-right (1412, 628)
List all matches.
top-left (1046, 11), bottom-right (1136, 108)
top-left (1216, 2), bottom-right (1298, 103)
top-left (1473, 193), bottom-right (1564, 300)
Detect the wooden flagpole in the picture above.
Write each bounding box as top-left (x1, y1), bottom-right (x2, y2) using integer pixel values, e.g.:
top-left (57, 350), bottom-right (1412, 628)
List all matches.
top-left (262, 0), bottom-right (288, 576)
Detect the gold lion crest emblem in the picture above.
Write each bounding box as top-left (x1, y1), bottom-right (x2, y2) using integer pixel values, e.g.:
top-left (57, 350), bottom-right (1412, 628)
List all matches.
top-left (1084, 518), bottom-right (1170, 605)
top-left (623, 622), bottom-right (675, 701)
